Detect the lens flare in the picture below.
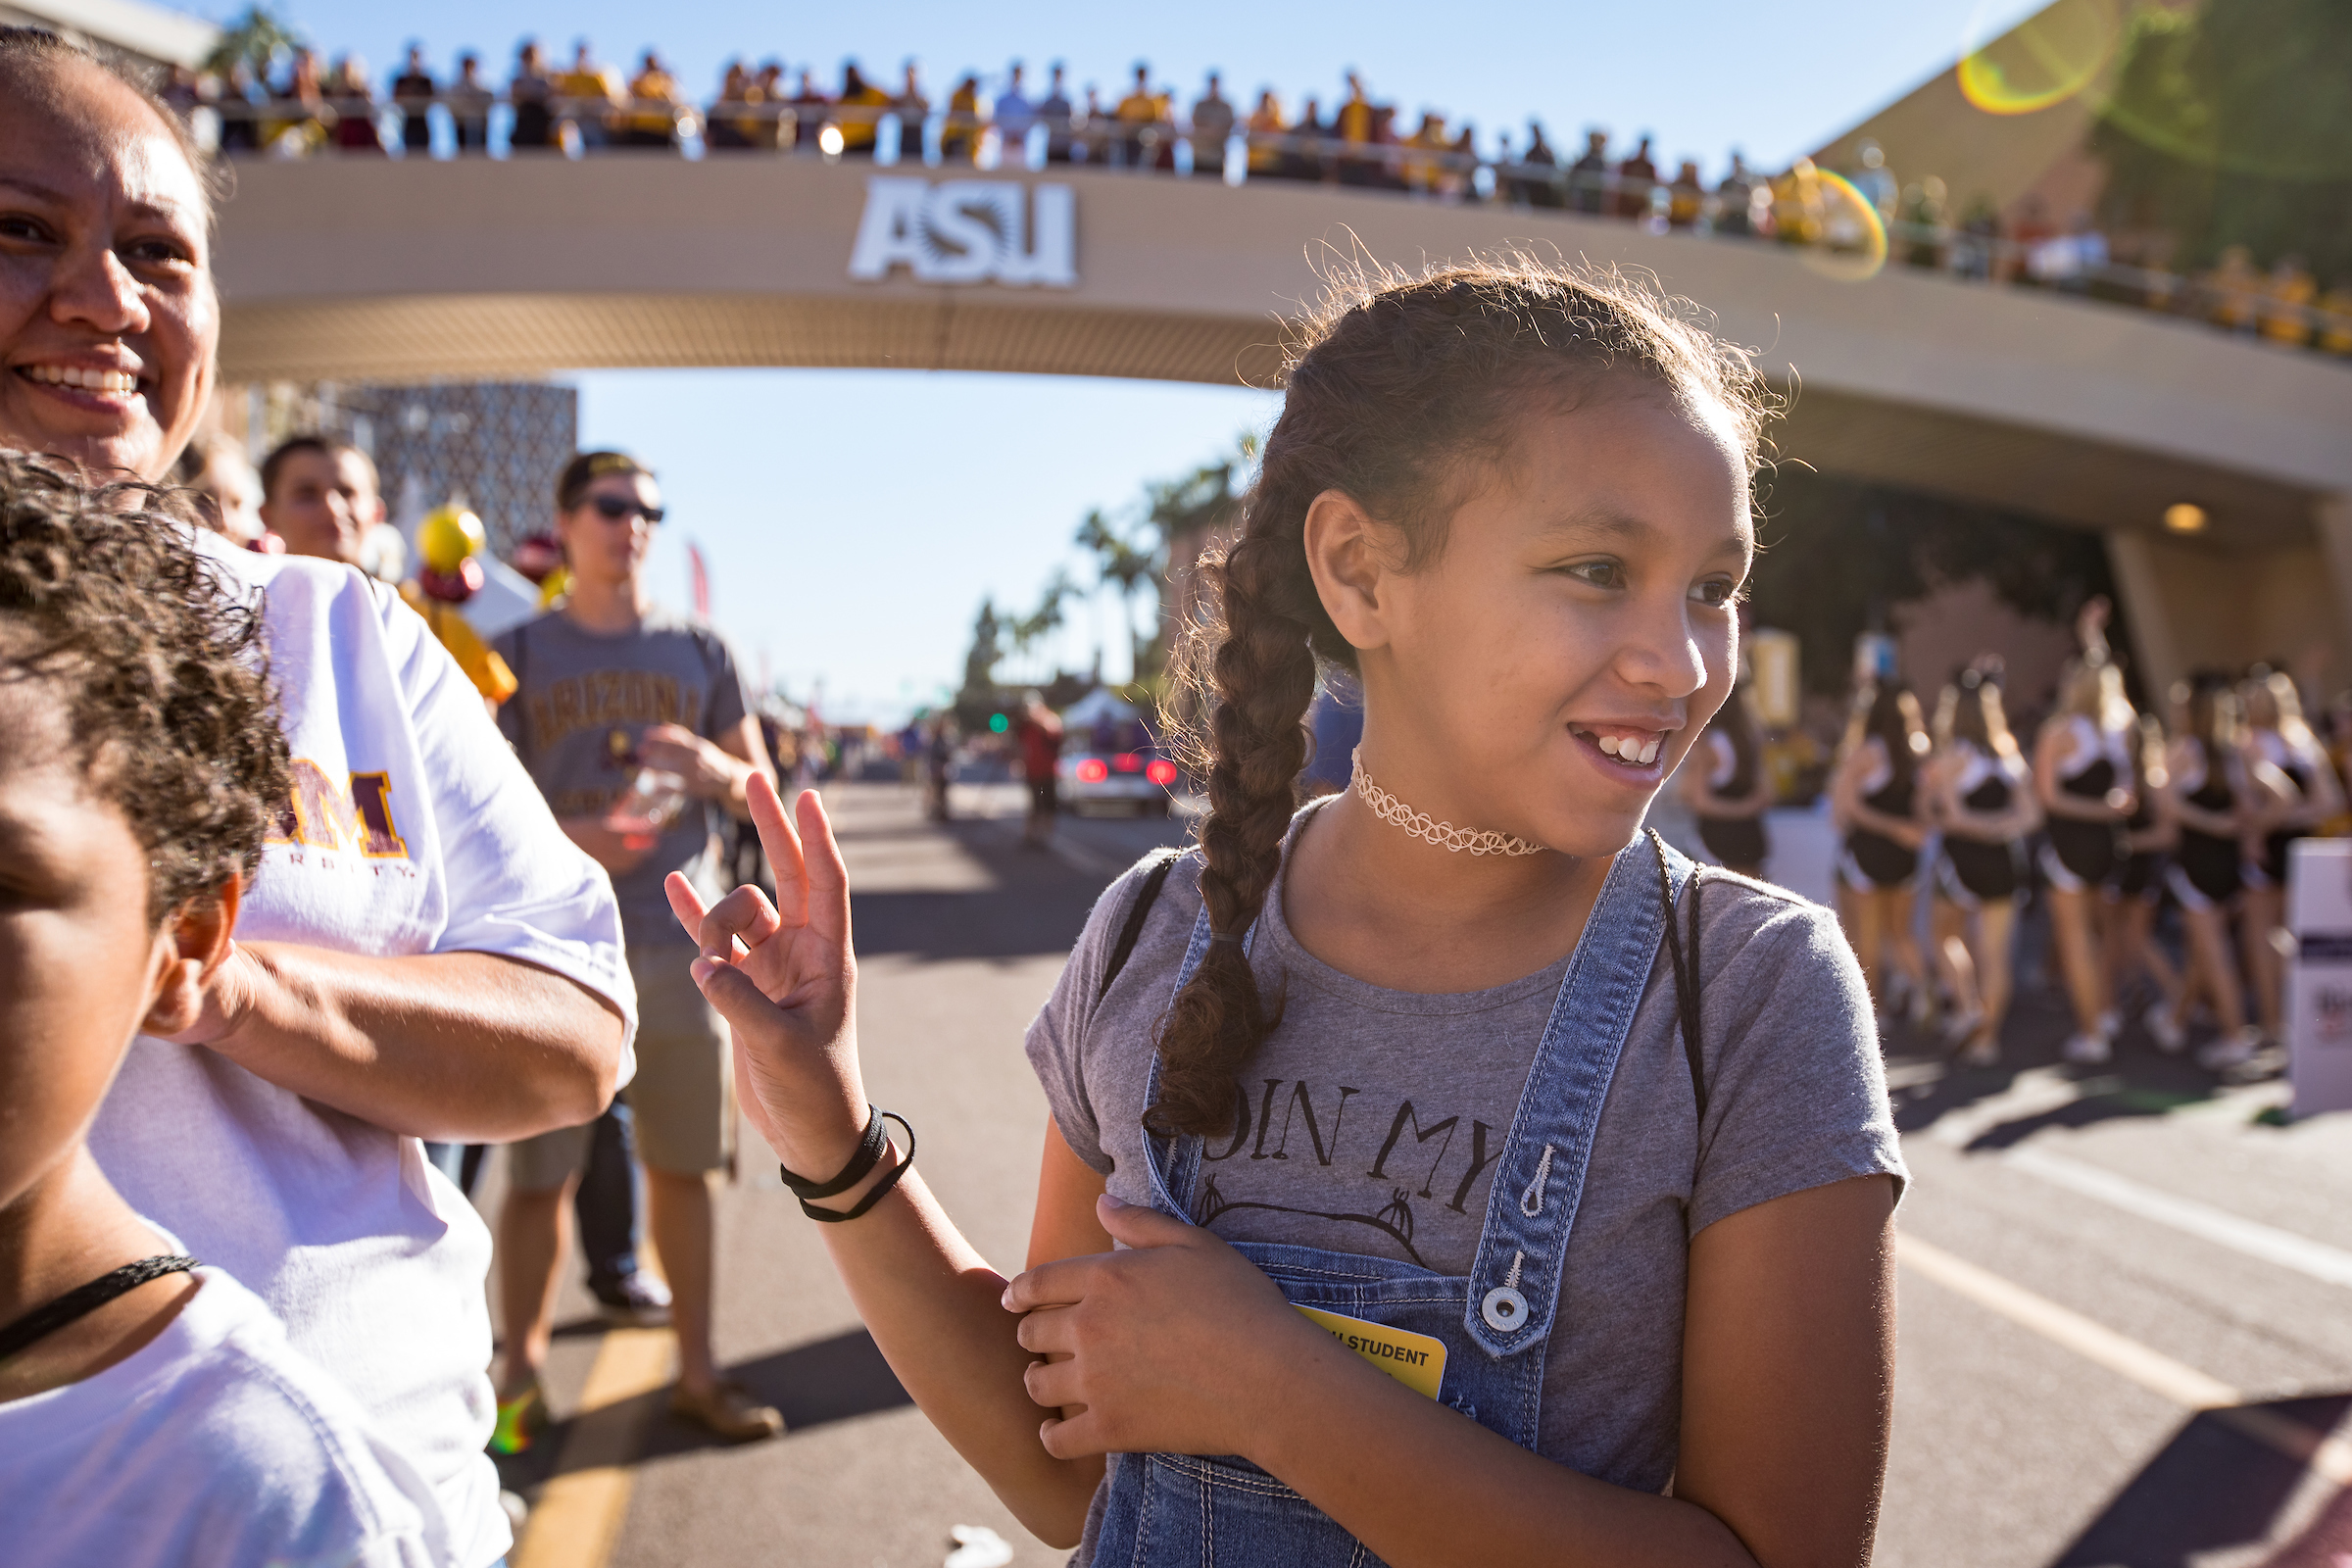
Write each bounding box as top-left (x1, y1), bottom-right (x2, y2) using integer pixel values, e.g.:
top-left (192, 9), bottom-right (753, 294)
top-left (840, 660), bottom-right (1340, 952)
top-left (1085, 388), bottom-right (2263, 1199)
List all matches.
top-left (2095, 43), bottom-right (2352, 183)
top-left (1800, 170), bottom-right (1888, 284)
top-left (1958, 0), bottom-right (2122, 116)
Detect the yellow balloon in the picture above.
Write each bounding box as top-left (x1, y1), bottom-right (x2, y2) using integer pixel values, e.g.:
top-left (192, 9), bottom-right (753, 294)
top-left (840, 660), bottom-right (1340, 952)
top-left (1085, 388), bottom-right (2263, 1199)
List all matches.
top-left (417, 506), bottom-right (487, 575)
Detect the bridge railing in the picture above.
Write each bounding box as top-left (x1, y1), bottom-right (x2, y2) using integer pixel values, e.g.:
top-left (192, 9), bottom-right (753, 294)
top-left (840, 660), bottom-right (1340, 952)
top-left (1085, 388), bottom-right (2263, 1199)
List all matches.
top-left (190, 95), bottom-right (2352, 359)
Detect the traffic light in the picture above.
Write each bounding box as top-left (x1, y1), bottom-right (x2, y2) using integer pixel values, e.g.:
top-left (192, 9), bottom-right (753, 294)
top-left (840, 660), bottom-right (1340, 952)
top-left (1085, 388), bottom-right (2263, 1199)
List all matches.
top-left (989, 712), bottom-right (1009, 734)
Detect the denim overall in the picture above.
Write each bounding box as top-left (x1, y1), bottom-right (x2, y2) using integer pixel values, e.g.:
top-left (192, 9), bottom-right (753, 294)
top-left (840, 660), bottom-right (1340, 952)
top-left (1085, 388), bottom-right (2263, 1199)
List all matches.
top-left (1086, 836), bottom-right (1695, 1567)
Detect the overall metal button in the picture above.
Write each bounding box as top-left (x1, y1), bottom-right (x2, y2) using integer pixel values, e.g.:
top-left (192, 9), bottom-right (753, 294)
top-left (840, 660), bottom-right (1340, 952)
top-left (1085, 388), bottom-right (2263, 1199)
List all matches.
top-left (1480, 1285), bottom-right (1529, 1332)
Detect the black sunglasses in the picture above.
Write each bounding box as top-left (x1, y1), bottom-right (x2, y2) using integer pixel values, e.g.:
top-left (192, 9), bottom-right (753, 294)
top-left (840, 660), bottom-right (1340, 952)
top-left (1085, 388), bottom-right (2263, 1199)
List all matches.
top-left (590, 495), bottom-right (664, 524)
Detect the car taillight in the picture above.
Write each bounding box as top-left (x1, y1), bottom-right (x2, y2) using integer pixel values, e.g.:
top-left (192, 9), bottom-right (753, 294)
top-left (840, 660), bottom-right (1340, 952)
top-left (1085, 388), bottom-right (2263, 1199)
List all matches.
top-left (1112, 753), bottom-right (1143, 772)
top-left (1146, 760), bottom-right (1179, 787)
top-left (1076, 759), bottom-right (1109, 783)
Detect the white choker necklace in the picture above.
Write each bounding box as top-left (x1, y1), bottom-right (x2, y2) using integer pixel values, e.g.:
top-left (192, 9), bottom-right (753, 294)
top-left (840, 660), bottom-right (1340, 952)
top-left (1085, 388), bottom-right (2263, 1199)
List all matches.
top-left (1349, 750), bottom-right (1544, 858)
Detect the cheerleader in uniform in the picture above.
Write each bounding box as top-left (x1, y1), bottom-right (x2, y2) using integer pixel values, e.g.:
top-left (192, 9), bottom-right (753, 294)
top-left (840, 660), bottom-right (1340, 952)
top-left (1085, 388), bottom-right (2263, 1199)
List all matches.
top-left (1680, 682), bottom-right (1771, 879)
top-left (1927, 670), bottom-right (2038, 1066)
top-left (1833, 682), bottom-right (1931, 1030)
top-left (2238, 669), bottom-right (2345, 1047)
top-left (2110, 716), bottom-right (2186, 1052)
top-left (2167, 676), bottom-right (2272, 1071)
top-left (2033, 660), bottom-right (2136, 1063)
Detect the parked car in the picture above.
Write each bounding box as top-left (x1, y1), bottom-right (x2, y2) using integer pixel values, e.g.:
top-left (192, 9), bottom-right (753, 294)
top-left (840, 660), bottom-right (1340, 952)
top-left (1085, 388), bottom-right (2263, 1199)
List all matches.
top-left (1058, 739), bottom-right (1180, 814)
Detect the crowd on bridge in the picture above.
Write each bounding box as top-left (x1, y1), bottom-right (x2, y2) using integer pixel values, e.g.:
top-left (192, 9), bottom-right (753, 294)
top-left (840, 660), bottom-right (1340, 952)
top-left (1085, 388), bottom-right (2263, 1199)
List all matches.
top-left (4, 19), bottom-right (2349, 1568)
top-left (165, 37), bottom-right (2352, 359)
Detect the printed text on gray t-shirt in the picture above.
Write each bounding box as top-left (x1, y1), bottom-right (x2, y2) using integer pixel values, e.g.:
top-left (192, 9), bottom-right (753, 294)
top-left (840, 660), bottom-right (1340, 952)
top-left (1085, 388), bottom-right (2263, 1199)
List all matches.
top-left (1024, 805), bottom-right (1905, 1494)
top-left (494, 608), bottom-right (754, 946)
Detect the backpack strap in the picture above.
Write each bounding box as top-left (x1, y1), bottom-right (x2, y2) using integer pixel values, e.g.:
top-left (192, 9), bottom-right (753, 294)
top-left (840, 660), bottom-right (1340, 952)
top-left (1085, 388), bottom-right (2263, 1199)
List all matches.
top-left (1098, 849), bottom-right (1183, 1004)
top-left (1647, 829), bottom-right (1708, 1125)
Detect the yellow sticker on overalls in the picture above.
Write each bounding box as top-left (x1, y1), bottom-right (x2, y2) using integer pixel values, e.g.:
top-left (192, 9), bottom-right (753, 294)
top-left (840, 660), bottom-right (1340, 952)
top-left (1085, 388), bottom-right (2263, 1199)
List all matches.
top-left (1295, 1305), bottom-right (1447, 1400)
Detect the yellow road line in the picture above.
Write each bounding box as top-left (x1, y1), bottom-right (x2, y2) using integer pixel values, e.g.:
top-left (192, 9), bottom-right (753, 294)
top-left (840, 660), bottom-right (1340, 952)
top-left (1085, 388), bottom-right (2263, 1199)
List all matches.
top-left (509, 1328), bottom-right (675, 1568)
top-left (1896, 1232), bottom-right (2352, 1485)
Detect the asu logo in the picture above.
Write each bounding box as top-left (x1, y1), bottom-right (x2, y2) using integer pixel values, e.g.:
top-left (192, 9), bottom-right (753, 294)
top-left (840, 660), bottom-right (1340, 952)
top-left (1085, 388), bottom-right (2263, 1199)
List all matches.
top-left (268, 760), bottom-right (409, 858)
top-left (847, 177), bottom-right (1076, 288)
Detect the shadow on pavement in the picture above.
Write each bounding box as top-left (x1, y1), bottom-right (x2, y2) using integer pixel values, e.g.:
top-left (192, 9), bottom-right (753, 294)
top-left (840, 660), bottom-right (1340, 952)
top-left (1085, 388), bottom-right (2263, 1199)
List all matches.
top-left (1879, 984), bottom-right (2256, 1146)
top-left (490, 1331), bottom-right (916, 1493)
top-left (2260, 1481), bottom-right (2352, 1567)
top-left (1952, 1079), bottom-right (2227, 1151)
top-left (2048, 1394), bottom-right (2352, 1568)
top-left (633, 1328), bottom-right (913, 1460)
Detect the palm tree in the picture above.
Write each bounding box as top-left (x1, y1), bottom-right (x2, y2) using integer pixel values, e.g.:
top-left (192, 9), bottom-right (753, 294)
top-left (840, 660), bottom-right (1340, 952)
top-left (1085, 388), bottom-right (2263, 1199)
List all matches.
top-left (1006, 570), bottom-right (1080, 663)
top-left (1076, 433), bottom-right (1253, 687)
top-left (1075, 507), bottom-right (1155, 678)
top-left (203, 5), bottom-right (303, 82)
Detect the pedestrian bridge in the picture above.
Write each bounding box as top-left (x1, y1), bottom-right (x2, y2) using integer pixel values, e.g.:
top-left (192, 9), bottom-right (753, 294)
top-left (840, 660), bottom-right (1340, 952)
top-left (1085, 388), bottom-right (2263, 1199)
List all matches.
top-left (213, 156), bottom-right (2352, 692)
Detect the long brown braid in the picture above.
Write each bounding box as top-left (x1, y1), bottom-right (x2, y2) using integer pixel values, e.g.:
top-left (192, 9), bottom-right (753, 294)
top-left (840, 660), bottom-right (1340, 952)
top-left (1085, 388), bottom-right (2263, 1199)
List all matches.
top-left (1149, 256), bottom-right (1770, 1138)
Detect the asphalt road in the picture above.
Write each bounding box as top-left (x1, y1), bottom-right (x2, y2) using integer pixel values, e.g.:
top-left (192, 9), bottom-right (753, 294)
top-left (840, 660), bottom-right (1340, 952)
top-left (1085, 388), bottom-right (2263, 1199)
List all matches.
top-left (485, 782), bottom-right (2352, 1568)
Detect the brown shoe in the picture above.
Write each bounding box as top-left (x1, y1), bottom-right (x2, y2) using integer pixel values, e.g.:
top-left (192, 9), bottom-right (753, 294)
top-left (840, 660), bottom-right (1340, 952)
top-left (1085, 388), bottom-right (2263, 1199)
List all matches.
top-left (669, 1380), bottom-right (783, 1443)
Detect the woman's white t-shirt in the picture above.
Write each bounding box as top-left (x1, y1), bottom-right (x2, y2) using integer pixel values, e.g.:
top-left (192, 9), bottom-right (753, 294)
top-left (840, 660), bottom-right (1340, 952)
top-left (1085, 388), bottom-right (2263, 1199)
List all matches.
top-left (86, 533), bottom-right (637, 1567)
top-left (0, 1265), bottom-right (454, 1567)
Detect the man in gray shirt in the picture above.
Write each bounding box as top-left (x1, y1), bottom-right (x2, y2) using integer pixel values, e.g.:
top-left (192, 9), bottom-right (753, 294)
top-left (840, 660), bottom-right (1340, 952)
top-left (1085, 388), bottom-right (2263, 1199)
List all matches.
top-left (491, 451), bottom-right (782, 1446)
top-left (1189, 70), bottom-right (1235, 176)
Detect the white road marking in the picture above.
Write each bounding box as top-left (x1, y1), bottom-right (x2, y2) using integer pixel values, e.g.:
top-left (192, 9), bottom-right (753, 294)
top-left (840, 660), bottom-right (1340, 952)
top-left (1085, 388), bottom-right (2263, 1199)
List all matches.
top-left (1897, 1232), bottom-right (2237, 1407)
top-left (2007, 1144), bottom-right (2352, 1291)
top-left (1897, 1233), bottom-right (2352, 1486)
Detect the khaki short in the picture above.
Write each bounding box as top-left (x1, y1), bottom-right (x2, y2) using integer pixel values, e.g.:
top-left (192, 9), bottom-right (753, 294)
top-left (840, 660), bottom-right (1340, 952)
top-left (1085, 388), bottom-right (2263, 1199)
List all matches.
top-left (507, 944), bottom-right (734, 1191)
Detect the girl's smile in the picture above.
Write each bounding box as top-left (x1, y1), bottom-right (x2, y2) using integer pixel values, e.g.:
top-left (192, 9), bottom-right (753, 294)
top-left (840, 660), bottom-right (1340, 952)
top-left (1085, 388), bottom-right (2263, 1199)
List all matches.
top-left (1566, 721), bottom-right (1680, 779)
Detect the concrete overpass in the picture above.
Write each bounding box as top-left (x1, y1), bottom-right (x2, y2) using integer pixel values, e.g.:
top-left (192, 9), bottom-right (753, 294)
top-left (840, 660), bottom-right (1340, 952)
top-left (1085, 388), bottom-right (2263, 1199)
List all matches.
top-left (212, 156), bottom-right (2352, 694)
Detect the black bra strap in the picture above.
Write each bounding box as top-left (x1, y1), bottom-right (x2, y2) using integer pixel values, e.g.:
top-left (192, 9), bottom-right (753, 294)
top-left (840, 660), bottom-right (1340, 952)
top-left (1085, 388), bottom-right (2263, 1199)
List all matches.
top-left (1648, 830), bottom-right (1707, 1126)
top-left (0, 1254), bottom-right (199, 1362)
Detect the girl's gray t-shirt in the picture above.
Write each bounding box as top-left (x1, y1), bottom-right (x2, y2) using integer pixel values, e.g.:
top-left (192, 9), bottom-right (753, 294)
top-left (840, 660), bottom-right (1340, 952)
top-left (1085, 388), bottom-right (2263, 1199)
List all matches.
top-left (1023, 813), bottom-right (1905, 1494)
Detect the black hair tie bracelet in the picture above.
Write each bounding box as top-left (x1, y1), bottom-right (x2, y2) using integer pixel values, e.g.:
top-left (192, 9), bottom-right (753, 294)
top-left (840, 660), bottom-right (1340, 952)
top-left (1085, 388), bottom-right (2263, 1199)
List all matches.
top-left (778, 1105), bottom-right (914, 1224)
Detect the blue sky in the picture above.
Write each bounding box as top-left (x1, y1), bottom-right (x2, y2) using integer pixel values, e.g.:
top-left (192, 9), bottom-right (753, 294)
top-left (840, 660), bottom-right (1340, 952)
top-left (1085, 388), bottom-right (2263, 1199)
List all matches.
top-left (232, 0), bottom-right (2047, 720)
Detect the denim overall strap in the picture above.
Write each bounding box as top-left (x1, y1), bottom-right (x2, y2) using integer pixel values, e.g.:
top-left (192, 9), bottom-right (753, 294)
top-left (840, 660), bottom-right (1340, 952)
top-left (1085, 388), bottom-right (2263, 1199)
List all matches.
top-left (1461, 836), bottom-right (1692, 1357)
top-left (1136, 883), bottom-right (1235, 1222)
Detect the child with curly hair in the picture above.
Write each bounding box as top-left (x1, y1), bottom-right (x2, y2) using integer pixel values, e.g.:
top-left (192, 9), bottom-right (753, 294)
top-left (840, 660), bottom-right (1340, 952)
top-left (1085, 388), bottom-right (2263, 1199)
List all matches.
top-left (0, 456), bottom-right (454, 1567)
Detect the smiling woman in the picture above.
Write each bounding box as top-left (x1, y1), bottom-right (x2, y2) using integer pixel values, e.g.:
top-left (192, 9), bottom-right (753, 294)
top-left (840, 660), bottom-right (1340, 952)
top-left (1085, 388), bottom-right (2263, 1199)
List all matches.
top-left (0, 28), bottom-right (217, 482)
top-left (0, 28), bottom-right (641, 1568)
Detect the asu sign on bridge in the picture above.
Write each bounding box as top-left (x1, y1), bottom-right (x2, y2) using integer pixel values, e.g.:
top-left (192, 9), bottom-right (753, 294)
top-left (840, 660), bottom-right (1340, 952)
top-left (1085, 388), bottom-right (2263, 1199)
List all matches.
top-left (847, 178), bottom-right (1075, 287)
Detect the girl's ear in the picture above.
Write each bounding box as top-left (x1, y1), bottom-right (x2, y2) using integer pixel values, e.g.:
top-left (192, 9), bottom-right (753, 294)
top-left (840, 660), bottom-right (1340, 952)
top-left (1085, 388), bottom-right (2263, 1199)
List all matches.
top-left (140, 873), bottom-right (244, 1039)
top-left (1300, 488), bottom-right (1394, 654)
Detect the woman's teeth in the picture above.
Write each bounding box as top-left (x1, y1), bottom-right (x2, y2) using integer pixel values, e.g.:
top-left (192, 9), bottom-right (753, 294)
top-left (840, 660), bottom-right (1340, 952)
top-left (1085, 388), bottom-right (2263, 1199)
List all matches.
top-left (24, 365), bottom-right (139, 394)
top-left (1594, 733), bottom-right (1661, 765)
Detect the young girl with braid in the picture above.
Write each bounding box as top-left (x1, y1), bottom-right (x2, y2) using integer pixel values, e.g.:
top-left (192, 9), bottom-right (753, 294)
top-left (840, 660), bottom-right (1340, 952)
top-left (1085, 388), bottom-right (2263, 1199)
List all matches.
top-left (671, 262), bottom-right (1903, 1566)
